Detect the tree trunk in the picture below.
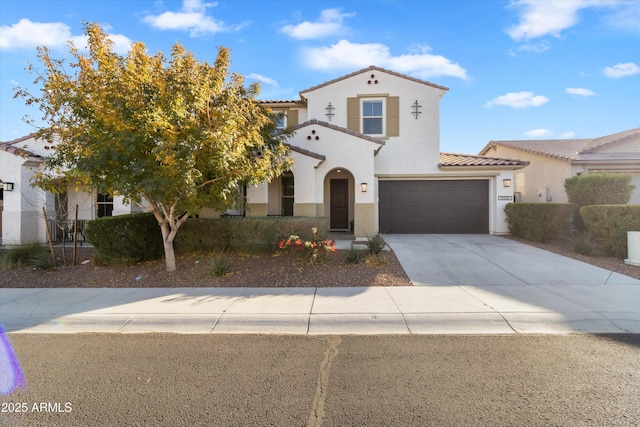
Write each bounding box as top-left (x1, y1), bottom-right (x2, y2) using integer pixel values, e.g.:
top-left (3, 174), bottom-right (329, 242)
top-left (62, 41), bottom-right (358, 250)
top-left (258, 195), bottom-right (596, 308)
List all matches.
top-left (159, 222), bottom-right (177, 272)
top-left (163, 238), bottom-right (177, 272)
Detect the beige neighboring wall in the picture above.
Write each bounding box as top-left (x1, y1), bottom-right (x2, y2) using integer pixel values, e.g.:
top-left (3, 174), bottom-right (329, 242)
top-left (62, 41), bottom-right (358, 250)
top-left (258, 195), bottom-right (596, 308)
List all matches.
top-left (489, 146), bottom-right (571, 203)
top-left (293, 203), bottom-right (316, 217)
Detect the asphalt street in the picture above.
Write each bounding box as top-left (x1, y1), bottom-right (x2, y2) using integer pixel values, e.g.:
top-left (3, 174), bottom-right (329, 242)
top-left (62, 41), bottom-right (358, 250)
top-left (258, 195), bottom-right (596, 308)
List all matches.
top-left (1, 334), bottom-right (639, 426)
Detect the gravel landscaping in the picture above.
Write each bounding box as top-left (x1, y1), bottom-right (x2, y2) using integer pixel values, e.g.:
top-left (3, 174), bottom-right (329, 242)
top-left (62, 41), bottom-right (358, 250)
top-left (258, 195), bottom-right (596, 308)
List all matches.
top-left (1, 235), bottom-right (638, 288)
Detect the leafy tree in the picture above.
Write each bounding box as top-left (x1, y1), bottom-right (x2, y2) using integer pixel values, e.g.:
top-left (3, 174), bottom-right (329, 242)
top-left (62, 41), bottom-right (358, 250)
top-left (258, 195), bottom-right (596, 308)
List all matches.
top-left (16, 23), bottom-right (292, 271)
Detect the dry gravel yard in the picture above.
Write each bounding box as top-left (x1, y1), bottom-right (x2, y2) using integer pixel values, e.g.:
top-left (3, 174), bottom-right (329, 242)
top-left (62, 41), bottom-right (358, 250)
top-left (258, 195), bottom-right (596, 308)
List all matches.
top-left (1, 236), bottom-right (638, 288)
top-left (0, 246), bottom-right (412, 288)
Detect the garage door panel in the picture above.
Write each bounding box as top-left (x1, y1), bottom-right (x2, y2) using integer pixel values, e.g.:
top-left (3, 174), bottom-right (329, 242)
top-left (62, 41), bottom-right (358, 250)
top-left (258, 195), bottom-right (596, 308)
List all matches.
top-left (379, 180), bottom-right (489, 234)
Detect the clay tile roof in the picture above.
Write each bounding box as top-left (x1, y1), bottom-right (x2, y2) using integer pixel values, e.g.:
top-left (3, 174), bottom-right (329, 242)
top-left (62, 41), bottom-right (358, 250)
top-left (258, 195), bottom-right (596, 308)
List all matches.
top-left (300, 65), bottom-right (449, 95)
top-left (579, 127), bottom-right (640, 154)
top-left (0, 141), bottom-right (42, 159)
top-left (439, 152), bottom-right (529, 168)
top-left (285, 144), bottom-right (325, 160)
top-left (480, 127), bottom-right (640, 161)
top-left (259, 99), bottom-right (305, 105)
top-left (288, 119), bottom-right (385, 145)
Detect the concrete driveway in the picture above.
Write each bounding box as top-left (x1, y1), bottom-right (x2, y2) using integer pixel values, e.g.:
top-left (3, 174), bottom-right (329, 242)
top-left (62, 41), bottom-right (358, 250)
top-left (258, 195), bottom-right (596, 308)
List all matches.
top-left (383, 234), bottom-right (640, 287)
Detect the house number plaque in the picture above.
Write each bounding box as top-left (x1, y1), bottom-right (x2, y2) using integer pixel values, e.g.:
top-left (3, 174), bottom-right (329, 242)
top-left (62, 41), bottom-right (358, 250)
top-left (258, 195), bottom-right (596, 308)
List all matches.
top-left (498, 195), bottom-right (513, 201)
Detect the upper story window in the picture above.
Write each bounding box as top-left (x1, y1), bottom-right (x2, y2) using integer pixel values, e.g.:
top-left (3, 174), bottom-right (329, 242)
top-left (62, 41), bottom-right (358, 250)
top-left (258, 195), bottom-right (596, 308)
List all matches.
top-left (275, 112), bottom-right (287, 130)
top-left (362, 99), bottom-right (384, 136)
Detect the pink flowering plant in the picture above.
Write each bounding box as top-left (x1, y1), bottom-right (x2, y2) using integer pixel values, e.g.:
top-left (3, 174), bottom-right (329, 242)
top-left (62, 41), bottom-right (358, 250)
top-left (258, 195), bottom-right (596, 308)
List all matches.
top-left (279, 227), bottom-right (337, 262)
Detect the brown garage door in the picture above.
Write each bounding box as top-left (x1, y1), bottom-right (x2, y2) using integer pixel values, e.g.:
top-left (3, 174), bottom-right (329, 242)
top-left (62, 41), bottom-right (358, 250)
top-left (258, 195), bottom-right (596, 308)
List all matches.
top-left (379, 180), bottom-right (489, 234)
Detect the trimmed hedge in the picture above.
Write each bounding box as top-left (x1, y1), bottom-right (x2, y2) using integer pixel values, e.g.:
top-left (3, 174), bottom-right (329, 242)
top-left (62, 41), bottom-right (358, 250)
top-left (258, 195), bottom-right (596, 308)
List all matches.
top-left (175, 216), bottom-right (329, 254)
top-left (84, 213), bottom-right (164, 265)
top-left (504, 203), bottom-right (576, 242)
top-left (564, 173), bottom-right (635, 206)
top-left (86, 213), bottom-right (330, 264)
top-left (580, 205), bottom-right (640, 258)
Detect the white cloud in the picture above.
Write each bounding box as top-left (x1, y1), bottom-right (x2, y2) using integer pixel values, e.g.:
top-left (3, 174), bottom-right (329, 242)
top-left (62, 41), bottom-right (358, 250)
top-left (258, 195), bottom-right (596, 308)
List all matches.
top-left (0, 18), bottom-right (131, 54)
top-left (247, 73), bottom-right (278, 87)
top-left (143, 0), bottom-right (246, 36)
top-left (507, 0), bottom-right (614, 41)
top-left (526, 128), bottom-right (553, 137)
top-left (281, 8), bottom-right (355, 40)
top-left (565, 87), bottom-right (596, 96)
top-left (0, 19), bottom-right (71, 50)
top-left (485, 91), bottom-right (549, 108)
top-left (518, 41), bottom-right (551, 53)
top-left (603, 62), bottom-right (640, 78)
top-left (561, 131), bottom-right (576, 138)
top-left (303, 40), bottom-right (468, 80)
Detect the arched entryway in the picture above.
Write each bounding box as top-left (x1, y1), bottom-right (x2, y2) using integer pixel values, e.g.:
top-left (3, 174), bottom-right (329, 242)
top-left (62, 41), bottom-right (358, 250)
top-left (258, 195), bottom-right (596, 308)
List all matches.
top-left (324, 168), bottom-right (355, 231)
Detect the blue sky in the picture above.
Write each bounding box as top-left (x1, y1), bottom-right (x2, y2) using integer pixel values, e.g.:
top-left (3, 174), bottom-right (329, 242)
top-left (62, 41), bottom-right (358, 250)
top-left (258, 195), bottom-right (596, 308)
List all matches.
top-left (1, 0), bottom-right (638, 154)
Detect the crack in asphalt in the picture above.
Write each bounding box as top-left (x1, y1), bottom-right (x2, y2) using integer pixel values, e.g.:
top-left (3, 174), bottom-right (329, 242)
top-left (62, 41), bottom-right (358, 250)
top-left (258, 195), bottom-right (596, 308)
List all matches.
top-left (307, 335), bottom-right (341, 427)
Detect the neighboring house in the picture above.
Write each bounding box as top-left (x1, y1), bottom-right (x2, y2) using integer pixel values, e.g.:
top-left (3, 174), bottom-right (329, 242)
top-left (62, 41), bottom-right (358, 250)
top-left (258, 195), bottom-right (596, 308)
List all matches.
top-left (479, 127), bottom-right (640, 204)
top-left (2, 66), bottom-right (530, 244)
top-left (202, 66), bottom-right (528, 236)
top-left (0, 134), bottom-right (141, 245)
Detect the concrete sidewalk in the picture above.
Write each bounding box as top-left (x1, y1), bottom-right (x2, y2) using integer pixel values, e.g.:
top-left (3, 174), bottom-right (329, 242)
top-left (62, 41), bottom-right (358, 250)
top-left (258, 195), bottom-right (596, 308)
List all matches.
top-left (2, 284), bottom-right (639, 335)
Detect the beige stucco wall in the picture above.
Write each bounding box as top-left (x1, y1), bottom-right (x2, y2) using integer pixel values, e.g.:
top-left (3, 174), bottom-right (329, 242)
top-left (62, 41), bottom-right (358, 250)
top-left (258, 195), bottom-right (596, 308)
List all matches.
top-left (245, 203), bottom-right (268, 217)
top-left (293, 203), bottom-right (316, 217)
top-left (487, 146), bottom-right (571, 203)
top-left (354, 203), bottom-right (375, 236)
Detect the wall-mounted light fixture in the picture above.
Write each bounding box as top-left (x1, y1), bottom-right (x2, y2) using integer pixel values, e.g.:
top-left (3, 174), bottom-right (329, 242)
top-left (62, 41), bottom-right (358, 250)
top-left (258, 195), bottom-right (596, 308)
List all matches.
top-left (361, 183), bottom-right (368, 192)
top-left (2, 182), bottom-right (14, 191)
top-left (502, 179), bottom-right (512, 188)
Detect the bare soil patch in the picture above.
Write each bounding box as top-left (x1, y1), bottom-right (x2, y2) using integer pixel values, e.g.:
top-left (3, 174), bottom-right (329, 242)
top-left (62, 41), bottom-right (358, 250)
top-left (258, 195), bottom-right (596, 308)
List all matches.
top-left (0, 247), bottom-right (412, 288)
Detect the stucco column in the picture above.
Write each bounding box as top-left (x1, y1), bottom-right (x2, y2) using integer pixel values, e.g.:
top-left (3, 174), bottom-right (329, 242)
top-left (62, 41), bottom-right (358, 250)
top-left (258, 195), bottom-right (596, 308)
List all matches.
top-left (246, 181), bottom-right (269, 217)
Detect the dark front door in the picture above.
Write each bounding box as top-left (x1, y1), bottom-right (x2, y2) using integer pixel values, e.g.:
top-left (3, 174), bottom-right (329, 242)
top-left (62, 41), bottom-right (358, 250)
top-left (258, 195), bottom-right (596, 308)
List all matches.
top-left (330, 179), bottom-right (349, 229)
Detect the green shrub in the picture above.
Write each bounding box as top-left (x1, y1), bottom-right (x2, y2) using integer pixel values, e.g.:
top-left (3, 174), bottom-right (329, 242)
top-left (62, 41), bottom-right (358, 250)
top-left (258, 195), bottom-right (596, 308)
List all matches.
top-left (566, 230), bottom-right (595, 256)
top-left (366, 235), bottom-right (386, 255)
top-left (85, 213), bottom-right (164, 265)
top-left (504, 203), bottom-right (576, 242)
top-left (564, 173), bottom-right (635, 206)
top-left (209, 251), bottom-right (232, 277)
top-left (345, 245), bottom-right (365, 265)
top-left (0, 243), bottom-right (52, 269)
top-left (85, 214), bottom-right (330, 265)
top-left (176, 216), bottom-right (329, 255)
top-left (580, 205), bottom-right (640, 258)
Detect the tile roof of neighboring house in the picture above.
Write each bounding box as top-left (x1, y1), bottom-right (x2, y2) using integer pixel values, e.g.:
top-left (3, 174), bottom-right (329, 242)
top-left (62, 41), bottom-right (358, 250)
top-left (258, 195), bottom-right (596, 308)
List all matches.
top-left (479, 127), bottom-right (640, 161)
top-left (299, 65), bottom-right (449, 96)
top-left (288, 119), bottom-right (386, 146)
top-left (439, 152), bottom-right (529, 168)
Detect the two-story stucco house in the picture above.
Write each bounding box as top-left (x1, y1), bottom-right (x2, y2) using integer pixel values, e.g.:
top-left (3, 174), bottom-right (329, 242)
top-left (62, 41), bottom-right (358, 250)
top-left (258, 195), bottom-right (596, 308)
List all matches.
top-left (207, 66), bottom-right (528, 236)
top-left (1, 65), bottom-right (529, 245)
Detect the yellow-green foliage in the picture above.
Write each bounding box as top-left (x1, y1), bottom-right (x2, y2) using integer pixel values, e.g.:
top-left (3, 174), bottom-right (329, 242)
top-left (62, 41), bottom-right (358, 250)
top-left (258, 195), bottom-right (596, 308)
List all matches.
top-left (504, 203), bottom-right (576, 242)
top-left (16, 22), bottom-right (293, 271)
top-left (580, 205), bottom-right (640, 258)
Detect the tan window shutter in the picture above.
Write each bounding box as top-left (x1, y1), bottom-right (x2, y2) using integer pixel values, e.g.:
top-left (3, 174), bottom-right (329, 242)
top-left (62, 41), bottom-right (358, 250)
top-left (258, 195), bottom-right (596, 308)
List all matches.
top-left (347, 97), bottom-right (359, 132)
top-left (387, 96), bottom-right (399, 137)
top-left (287, 109), bottom-right (298, 127)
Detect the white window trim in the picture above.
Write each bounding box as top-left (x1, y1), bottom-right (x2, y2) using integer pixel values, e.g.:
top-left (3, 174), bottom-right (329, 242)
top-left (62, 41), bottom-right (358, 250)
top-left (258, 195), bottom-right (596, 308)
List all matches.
top-left (361, 98), bottom-right (386, 137)
top-left (275, 110), bottom-right (287, 130)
